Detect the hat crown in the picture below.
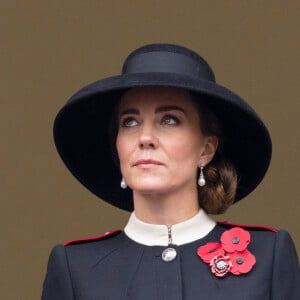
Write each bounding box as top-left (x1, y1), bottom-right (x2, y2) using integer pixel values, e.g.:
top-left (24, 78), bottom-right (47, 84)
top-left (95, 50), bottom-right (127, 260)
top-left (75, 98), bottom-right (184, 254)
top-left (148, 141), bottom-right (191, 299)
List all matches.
top-left (122, 44), bottom-right (216, 82)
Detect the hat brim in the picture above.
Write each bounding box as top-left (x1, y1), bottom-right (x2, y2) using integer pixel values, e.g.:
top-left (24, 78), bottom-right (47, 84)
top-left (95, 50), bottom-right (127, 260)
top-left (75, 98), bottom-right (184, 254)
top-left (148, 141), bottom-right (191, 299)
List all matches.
top-left (54, 72), bottom-right (272, 211)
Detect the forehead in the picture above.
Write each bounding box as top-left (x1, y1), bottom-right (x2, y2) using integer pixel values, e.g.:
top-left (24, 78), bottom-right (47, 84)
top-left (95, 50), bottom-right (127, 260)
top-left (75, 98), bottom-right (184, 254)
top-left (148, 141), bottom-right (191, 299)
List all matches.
top-left (119, 86), bottom-right (197, 111)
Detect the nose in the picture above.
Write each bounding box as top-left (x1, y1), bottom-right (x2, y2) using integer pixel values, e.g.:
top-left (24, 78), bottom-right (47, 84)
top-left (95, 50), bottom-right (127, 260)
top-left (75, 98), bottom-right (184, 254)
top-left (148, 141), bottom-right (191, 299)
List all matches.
top-left (139, 123), bottom-right (158, 149)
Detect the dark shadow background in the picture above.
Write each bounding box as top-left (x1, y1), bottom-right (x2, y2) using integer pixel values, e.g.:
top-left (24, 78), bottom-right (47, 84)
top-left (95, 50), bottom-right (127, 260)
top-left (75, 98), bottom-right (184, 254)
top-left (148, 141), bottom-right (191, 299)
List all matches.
top-left (1, 1), bottom-right (299, 299)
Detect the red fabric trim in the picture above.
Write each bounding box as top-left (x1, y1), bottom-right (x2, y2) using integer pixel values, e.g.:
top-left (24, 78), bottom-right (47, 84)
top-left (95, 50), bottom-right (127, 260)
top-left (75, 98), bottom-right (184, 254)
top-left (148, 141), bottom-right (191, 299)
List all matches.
top-left (217, 221), bottom-right (278, 232)
top-left (63, 230), bottom-right (122, 246)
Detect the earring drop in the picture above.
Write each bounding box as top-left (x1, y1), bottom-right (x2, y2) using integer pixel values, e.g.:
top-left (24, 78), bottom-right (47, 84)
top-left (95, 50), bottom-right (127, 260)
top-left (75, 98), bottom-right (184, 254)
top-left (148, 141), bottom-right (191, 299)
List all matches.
top-left (120, 177), bottom-right (127, 189)
top-left (198, 164), bottom-right (206, 187)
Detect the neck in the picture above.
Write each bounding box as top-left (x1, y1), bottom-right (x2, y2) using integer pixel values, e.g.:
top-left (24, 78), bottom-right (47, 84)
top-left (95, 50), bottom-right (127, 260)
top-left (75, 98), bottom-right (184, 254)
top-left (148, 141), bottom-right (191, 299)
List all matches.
top-left (133, 186), bottom-right (200, 227)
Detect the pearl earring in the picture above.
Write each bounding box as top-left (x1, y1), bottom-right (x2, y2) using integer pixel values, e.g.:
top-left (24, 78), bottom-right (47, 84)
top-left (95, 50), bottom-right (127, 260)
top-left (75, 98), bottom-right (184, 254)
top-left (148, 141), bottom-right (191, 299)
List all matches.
top-left (198, 164), bottom-right (206, 187)
top-left (120, 177), bottom-right (127, 189)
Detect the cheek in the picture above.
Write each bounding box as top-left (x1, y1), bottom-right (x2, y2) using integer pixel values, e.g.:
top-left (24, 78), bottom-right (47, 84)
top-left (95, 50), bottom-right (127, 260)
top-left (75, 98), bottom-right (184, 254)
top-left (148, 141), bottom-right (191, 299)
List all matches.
top-left (116, 134), bottom-right (131, 163)
top-left (116, 135), bottom-right (124, 160)
top-left (167, 133), bottom-right (203, 161)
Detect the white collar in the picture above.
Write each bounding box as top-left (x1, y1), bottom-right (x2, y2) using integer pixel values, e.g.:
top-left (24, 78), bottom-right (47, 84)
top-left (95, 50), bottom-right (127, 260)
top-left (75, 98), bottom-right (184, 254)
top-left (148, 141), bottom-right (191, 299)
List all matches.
top-left (124, 209), bottom-right (216, 246)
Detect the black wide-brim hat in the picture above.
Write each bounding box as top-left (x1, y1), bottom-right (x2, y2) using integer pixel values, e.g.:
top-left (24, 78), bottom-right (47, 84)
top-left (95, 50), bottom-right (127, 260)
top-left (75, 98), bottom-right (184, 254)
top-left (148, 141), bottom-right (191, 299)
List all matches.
top-left (54, 44), bottom-right (272, 211)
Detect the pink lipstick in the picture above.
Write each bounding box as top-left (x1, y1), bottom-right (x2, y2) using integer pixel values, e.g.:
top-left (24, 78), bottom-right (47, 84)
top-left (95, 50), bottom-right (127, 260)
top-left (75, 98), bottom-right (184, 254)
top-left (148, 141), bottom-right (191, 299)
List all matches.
top-left (133, 159), bottom-right (163, 169)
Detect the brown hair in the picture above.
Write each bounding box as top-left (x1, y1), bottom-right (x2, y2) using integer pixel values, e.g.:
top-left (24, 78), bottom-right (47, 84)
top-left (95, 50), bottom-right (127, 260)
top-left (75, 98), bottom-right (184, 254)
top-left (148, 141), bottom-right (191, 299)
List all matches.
top-left (191, 92), bottom-right (237, 214)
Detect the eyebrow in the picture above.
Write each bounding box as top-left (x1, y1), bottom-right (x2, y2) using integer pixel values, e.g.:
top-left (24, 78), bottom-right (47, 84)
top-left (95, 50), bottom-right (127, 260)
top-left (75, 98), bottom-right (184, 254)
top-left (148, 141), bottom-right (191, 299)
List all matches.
top-left (119, 105), bottom-right (186, 116)
top-left (119, 108), bottom-right (139, 116)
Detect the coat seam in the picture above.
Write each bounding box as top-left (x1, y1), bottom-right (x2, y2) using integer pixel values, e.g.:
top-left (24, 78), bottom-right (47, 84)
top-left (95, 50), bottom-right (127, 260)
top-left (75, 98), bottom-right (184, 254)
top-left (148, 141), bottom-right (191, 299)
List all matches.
top-left (92, 240), bottom-right (132, 268)
top-left (269, 230), bottom-right (278, 300)
top-left (63, 245), bottom-right (76, 300)
top-left (125, 246), bottom-right (145, 297)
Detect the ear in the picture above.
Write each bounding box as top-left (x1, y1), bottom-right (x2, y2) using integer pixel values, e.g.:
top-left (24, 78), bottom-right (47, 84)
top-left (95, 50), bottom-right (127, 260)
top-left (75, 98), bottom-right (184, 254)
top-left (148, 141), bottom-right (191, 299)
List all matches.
top-left (199, 135), bottom-right (218, 166)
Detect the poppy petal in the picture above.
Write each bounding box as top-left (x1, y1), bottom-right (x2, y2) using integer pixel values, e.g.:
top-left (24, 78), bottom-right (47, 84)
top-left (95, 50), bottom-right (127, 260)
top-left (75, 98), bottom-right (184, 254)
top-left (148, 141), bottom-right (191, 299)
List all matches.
top-left (230, 249), bottom-right (256, 275)
top-left (197, 243), bottom-right (225, 263)
top-left (221, 227), bottom-right (250, 253)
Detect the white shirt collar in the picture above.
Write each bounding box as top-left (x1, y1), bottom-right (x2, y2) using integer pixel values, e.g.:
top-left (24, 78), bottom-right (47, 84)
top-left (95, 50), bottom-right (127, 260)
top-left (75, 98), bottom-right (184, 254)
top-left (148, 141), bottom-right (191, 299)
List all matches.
top-left (124, 209), bottom-right (216, 246)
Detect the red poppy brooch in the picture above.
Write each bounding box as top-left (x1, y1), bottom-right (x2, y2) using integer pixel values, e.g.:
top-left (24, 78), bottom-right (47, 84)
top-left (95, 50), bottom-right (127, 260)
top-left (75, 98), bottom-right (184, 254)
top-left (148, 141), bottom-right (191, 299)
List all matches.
top-left (197, 227), bottom-right (256, 277)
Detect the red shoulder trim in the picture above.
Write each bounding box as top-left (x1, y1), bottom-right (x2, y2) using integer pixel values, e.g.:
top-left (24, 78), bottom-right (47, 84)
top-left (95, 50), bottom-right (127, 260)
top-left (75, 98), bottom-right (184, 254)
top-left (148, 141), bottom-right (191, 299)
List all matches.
top-left (217, 221), bottom-right (278, 232)
top-left (64, 230), bottom-right (122, 246)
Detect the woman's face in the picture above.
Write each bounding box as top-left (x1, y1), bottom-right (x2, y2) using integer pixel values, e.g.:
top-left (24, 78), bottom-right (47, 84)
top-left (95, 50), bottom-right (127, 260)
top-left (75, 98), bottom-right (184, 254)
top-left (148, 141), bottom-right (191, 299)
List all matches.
top-left (116, 87), bottom-right (217, 196)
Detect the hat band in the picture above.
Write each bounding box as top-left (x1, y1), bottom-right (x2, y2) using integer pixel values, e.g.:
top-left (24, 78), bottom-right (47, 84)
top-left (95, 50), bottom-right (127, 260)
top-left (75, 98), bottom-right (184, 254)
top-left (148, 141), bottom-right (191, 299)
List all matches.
top-left (122, 51), bottom-right (215, 82)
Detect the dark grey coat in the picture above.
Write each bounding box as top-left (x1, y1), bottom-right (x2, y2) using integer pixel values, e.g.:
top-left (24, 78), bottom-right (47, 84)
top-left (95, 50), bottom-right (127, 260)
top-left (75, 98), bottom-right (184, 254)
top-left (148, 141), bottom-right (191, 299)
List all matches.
top-left (41, 224), bottom-right (300, 300)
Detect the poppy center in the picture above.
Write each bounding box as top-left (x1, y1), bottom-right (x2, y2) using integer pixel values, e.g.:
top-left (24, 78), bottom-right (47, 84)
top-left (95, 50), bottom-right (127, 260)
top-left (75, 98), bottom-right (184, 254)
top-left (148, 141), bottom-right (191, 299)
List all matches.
top-left (232, 237), bottom-right (240, 244)
top-left (209, 248), bottom-right (216, 253)
top-left (236, 257), bottom-right (244, 264)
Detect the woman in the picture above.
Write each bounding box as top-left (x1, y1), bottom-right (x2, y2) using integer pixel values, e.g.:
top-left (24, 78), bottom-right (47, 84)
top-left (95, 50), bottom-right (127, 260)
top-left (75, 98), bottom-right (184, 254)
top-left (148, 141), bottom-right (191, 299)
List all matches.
top-left (42, 44), bottom-right (300, 299)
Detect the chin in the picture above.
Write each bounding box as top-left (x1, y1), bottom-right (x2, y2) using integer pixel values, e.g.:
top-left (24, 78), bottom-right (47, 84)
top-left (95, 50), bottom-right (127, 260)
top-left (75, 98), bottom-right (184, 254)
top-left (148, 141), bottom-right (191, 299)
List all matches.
top-left (130, 180), bottom-right (169, 194)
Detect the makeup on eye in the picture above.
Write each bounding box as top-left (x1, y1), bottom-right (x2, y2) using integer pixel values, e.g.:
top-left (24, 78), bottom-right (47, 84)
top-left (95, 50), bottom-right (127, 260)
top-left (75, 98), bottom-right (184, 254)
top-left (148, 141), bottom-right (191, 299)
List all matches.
top-left (120, 117), bottom-right (139, 127)
top-left (119, 113), bottom-right (182, 128)
top-left (119, 105), bottom-right (186, 128)
top-left (161, 114), bottom-right (181, 125)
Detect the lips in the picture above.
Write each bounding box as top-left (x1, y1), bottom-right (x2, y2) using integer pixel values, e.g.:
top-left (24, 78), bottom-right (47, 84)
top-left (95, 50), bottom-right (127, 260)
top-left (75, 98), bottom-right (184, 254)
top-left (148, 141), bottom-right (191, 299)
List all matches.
top-left (133, 159), bottom-right (163, 168)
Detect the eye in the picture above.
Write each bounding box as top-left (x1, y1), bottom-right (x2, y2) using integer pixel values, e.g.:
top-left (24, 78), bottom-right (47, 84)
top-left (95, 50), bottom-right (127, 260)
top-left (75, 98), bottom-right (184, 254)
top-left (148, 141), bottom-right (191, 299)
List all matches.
top-left (162, 115), bottom-right (180, 125)
top-left (121, 117), bottom-right (138, 127)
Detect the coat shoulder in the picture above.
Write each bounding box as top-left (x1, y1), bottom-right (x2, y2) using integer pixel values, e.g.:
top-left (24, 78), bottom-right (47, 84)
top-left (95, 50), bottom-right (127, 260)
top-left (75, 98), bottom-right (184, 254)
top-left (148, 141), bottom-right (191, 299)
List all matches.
top-left (217, 221), bottom-right (278, 232)
top-left (64, 229), bottom-right (122, 246)
top-left (62, 230), bottom-right (129, 267)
